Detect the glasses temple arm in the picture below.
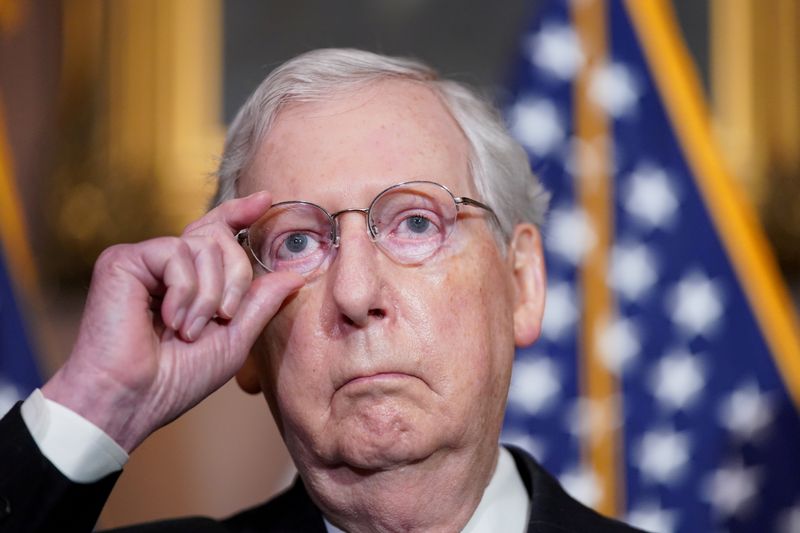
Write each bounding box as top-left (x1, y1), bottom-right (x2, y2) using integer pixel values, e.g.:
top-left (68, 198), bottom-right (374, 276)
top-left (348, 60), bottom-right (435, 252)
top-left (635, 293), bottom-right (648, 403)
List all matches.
top-left (455, 196), bottom-right (501, 224)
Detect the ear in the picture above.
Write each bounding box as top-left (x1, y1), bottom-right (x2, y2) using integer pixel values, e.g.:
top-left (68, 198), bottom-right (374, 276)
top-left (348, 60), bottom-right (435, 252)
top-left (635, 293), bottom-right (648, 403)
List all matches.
top-left (508, 223), bottom-right (546, 347)
top-left (235, 353), bottom-right (263, 395)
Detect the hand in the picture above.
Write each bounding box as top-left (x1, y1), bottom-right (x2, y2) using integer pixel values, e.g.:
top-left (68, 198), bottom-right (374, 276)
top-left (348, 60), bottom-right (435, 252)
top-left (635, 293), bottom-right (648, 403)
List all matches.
top-left (42, 192), bottom-right (304, 452)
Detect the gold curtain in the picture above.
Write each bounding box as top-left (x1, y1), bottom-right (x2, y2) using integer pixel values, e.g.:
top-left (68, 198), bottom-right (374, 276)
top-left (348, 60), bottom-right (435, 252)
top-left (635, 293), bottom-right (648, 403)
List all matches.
top-left (52, 0), bottom-right (223, 282)
top-left (711, 0), bottom-right (800, 275)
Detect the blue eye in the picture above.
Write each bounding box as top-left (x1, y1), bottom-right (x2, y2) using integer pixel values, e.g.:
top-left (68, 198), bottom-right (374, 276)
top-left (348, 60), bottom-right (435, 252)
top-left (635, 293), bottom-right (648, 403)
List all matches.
top-left (405, 216), bottom-right (431, 233)
top-left (272, 232), bottom-right (322, 263)
top-left (285, 233), bottom-right (308, 253)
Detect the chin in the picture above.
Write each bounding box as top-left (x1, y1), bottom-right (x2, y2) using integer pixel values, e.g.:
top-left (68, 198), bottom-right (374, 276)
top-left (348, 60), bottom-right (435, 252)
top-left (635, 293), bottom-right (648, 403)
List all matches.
top-left (339, 432), bottom-right (419, 469)
top-left (330, 407), bottom-right (442, 471)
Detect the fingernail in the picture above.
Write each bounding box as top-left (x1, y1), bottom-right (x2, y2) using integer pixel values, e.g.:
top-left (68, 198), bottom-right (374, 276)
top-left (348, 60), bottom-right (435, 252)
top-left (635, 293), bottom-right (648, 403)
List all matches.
top-left (185, 316), bottom-right (206, 341)
top-left (172, 308), bottom-right (187, 331)
top-left (220, 288), bottom-right (240, 318)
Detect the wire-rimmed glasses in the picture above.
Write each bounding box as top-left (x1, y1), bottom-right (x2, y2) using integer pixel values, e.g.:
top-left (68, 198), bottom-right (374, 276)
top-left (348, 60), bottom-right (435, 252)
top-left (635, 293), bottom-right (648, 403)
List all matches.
top-left (237, 180), bottom-right (498, 276)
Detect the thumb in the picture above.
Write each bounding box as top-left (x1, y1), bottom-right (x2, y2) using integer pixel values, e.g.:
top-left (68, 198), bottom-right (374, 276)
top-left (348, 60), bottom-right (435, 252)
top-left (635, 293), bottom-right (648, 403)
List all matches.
top-left (225, 271), bottom-right (305, 355)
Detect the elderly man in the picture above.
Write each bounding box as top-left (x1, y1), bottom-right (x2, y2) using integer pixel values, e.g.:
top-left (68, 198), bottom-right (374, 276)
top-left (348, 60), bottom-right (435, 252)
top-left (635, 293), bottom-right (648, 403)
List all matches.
top-left (0, 49), bottom-right (641, 532)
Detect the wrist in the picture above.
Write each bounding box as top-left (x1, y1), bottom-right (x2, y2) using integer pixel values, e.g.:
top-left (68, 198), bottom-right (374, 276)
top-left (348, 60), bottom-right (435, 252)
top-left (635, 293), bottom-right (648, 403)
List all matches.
top-left (42, 364), bottom-right (151, 453)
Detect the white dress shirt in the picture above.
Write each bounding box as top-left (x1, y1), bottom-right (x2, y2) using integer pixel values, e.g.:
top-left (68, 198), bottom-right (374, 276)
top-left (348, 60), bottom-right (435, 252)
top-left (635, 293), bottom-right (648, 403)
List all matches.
top-left (323, 447), bottom-right (530, 533)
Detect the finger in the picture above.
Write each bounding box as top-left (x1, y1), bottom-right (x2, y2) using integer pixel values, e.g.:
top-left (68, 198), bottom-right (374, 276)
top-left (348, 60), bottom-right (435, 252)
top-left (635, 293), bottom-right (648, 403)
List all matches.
top-left (224, 271), bottom-right (306, 357)
top-left (184, 190), bottom-right (273, 234)
top-left (130, 238), bottom-right (198, 331)
top-left (181, 236), bottom-right (225, 341)
top-left (181, 221), bottom-right (254, 320)
top-left (218, 232), bottom-right (253, 319)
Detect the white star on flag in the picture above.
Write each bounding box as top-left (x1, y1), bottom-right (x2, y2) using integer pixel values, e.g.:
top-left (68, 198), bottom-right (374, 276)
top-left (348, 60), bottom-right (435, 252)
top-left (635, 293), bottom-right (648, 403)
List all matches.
top-left (508, 355), bottom-right (562, 415)
top-left (525, 23), bottom-right (584, 81)
top-left (609, 241), bottom-right (659, 302)
top-left (649, 349), bottom-right (706, 411)
top-left (701, 461), bottom-right (762, 519)
top-left (508, 97), bottom-right (565, 156)
top-left (597, 316), bottom-right (641, 375)
top-left (559, 465), bottom-right (603, 509)
top-left (634, 427), bottom-right (691, 486)
top-left (718, 381), bottom-right (775, 442)
top-left (546, 206), bottom-right (596, 265)
top-left (626, 500), bottom-right (678, 533)
top-left (622, 164), bottom-right (680, 230)
top-left (776, 500), bottom-right (800, 533)
top-left (541, 281), bottom-right (579, 341)
top-left (589, 62), bottom-right (641, 118)
top-left (666, 270), bottom-right (725, 338)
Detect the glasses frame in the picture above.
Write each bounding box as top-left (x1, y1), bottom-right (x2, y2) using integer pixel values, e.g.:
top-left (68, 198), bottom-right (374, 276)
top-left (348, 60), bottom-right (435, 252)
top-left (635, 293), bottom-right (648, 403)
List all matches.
top-left (236, 180), bottom-right (499, 274)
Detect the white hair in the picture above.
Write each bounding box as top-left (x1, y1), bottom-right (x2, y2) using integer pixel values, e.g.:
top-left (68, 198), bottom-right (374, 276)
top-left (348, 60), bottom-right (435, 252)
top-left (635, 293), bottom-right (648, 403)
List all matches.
top-left (213, 48), bottom-right (549, 245)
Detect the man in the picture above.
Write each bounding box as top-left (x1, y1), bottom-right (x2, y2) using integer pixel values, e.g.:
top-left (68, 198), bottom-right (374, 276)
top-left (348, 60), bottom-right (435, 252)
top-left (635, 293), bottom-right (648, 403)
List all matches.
top-left (0, 49), bottom-right (642, 532)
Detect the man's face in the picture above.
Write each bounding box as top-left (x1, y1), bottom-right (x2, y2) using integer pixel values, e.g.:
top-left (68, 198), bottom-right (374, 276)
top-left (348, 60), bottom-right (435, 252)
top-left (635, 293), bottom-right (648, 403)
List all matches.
top-left (238, 81), bottom-right (531, 475)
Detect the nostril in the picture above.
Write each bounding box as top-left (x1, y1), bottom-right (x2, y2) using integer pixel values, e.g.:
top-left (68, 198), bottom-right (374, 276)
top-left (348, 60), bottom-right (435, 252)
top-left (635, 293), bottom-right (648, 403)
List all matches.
top-left (368, 308), bottom-right (386, 319)
top-left (340, 309), bottom-right (384, 327)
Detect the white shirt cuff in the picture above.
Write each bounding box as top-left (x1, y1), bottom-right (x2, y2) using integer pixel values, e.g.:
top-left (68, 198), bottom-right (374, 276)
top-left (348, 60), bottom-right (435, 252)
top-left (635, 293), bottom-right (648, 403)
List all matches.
top-left (20, 389), bottom-right (128, 483)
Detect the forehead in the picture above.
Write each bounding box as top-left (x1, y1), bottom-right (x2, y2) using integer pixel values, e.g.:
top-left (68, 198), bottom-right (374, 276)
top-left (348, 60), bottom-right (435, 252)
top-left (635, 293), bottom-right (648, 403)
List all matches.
top-left (239, 80), bottom-right (473, 205)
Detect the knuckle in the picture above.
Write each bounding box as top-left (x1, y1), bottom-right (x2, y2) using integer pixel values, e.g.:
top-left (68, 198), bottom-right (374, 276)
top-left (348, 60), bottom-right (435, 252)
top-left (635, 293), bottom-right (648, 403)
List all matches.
top-left (209, 223), bottom-right (236, 242)
top-left (189, 235), bottom-right (223, 262)
top-left (182, 218), bottom-right (208, 235)
top-left (202, 235), bottom-right (223, 253)
top-left (172, 275), bottom-right (198, 300)
top-left (148, 235), bottom-right (189, 255)
top-left (167, 237), bottom-right (193, 258)
top-left (93, 244), bottom-right (130, 273)
top-left (95, 243), bottom-right (125, 264)
top-left (227, 254), bottom-right (253, 285)
top-left (208, 221), bottom-right (235, 239)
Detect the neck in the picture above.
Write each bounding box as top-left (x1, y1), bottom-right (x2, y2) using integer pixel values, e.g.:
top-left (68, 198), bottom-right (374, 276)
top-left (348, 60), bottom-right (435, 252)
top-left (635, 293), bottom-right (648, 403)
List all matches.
top-left (301, 444), bottom-right (500, 533)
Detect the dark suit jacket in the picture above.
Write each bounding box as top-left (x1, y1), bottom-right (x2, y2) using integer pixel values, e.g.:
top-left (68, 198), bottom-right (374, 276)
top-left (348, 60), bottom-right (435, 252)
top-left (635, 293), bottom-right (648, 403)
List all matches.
top-left (0, 403), bottom-right (645, 532)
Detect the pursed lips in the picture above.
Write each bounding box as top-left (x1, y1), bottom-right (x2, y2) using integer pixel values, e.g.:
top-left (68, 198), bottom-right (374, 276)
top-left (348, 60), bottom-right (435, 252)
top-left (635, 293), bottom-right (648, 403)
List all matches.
top-left (334, 370), bottom-right (422, 392)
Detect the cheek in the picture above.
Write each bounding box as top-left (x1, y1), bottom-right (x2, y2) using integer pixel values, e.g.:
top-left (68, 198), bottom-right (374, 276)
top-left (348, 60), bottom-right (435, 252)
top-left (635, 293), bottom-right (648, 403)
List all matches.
top-left (417, 245), bottom-right (515, 393)
top-left (443, 243), bottom-right (514, 333)
top-left (256, 290), bottom-right (329, 412)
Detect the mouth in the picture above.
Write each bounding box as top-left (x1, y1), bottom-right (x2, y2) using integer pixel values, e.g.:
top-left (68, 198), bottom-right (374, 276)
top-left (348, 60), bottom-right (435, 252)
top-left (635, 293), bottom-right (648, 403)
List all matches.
top-left (337, 372), bottom-right (416, 392)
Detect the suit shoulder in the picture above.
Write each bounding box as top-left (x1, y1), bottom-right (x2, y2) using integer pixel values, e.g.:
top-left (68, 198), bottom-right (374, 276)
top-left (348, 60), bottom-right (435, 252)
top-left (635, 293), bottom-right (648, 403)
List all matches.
top-left (222, 478), bottom-right (326, 533)
top-left (505, 445), bottom-right (648, 533)
top-left (104, 517), bottom-right (227, 533)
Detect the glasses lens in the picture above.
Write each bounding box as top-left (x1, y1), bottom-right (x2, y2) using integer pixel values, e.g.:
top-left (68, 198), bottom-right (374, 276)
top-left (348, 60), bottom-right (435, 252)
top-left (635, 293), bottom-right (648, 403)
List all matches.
top-left (369, 182), bottom-right (458, 264)
top-left (249, 202), bottom-right (334, 274)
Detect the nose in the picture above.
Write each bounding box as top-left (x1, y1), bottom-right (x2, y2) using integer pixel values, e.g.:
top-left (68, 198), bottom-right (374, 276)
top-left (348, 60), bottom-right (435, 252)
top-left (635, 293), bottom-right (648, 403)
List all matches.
top-left (329, 213), bottom-right (386, 327)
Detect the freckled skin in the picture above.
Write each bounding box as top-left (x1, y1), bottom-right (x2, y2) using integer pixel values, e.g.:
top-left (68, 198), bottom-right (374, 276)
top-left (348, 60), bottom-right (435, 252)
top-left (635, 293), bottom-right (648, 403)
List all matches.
top-left (238, 81), bottom-right (529, 532)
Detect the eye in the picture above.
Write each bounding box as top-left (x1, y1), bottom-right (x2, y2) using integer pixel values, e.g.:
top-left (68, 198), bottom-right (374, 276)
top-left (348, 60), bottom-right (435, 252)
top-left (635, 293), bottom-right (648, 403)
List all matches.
top-left (284, 233), bottom-right (309, 253)
top-left (404, 215), bottom-right (431, 234)
top-left (388, 211), bottom-right (441, 240)
top-left (269, 231), bottom-right (324, 262)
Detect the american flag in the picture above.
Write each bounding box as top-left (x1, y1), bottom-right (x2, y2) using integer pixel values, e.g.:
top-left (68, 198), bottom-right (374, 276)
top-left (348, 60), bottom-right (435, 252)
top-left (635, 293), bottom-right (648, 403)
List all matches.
top-left (0, 248), bottom-right (38, 416)
top-left (0, 102), bottom-right (40, 416)
top-left (500, 1), bottom-right (800, 532)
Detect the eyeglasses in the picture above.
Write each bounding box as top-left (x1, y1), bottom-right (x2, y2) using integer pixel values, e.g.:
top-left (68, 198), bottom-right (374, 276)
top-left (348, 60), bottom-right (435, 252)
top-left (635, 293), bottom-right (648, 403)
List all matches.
top-left (237, 180), bottom-right (498, 276)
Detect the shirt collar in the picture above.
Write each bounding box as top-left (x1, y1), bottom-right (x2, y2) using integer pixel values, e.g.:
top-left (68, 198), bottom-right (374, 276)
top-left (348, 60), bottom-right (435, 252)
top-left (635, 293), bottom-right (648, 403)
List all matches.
top-left (323, 446), bottom-right (529, 533)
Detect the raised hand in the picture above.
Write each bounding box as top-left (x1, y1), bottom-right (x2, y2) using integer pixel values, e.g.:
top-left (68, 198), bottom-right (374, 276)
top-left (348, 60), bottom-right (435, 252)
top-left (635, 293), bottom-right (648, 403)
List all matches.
top-left (42, 191), bottom-right (304, 452)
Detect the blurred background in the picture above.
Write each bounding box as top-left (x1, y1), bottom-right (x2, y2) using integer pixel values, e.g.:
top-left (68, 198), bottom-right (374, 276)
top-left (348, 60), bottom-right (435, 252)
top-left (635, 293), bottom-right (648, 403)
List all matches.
top-left (0, 0), bottom-right (798, 529)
